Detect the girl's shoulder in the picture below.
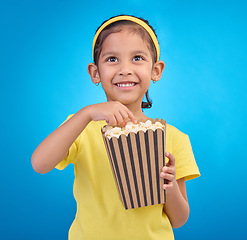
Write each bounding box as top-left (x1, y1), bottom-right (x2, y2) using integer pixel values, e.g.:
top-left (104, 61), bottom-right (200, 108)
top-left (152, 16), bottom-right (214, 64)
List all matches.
top-left (166, 123), bottom-right (188, 138)
top-left (165, 123), bottom-right (193, 151)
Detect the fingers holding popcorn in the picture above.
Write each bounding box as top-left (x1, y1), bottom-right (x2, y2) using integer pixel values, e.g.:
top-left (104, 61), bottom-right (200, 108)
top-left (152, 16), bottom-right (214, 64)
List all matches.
top-left (88, 101), bottom-right (137, 126)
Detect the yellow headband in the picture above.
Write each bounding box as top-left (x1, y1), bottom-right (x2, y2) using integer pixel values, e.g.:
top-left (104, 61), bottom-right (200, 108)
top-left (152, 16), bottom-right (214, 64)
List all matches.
top-left (92, 15), bottom-right (160, 62)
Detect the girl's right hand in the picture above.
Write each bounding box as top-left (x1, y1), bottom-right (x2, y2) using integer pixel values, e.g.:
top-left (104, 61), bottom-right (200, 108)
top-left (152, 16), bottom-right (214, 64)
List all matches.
top-left (86, 101), bottom-right (137, 126)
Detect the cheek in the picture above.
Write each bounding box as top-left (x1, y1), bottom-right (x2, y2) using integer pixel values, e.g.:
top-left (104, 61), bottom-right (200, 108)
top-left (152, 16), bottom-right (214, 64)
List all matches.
top-left (145, 80), bottom-right (151, 90)
top-left (98, 67), bottom-right (113, 80)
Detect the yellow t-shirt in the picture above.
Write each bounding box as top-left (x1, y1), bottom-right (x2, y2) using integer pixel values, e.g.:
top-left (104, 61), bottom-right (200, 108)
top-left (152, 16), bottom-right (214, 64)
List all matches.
top-left (56, 117), bottom-right (200, 240)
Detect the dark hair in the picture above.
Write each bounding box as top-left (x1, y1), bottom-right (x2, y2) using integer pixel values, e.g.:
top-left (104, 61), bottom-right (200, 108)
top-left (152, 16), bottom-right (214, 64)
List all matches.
top-left (94, 15), bottom-right (158, 109)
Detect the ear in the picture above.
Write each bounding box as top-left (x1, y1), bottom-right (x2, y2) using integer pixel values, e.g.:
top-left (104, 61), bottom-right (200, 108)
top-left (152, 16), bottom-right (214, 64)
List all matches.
top-left (87, 63), bottom-right (101, 84)
top-left (151, 60), bottom-right (165, 83)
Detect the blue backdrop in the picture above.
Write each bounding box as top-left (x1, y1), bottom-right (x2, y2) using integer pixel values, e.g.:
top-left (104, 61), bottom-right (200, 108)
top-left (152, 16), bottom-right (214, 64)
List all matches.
top-left (1, 0), bottom-right (246, 239)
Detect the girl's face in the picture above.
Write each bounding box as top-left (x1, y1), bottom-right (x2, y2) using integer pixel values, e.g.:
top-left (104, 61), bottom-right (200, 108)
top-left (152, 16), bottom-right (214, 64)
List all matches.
top-left (96, 29), bottom-right (156, 108)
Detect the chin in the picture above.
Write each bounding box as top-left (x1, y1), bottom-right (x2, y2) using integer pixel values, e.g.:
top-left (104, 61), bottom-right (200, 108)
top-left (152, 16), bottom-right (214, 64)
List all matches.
top-left (118, 99), bottom-right (137, 105)
top-left (108, 96), bottom-right (142, 106)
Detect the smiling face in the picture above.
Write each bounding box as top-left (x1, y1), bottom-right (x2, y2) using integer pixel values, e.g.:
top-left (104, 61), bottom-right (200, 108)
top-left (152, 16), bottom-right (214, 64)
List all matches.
top-left (88, 26), bottom-right (165, 116)
top-left (97, 29), bottom-right (154, 107)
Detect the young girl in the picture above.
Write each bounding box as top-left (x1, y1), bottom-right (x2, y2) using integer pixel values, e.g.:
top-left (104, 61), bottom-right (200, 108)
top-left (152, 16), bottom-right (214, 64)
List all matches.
top-left (32, 15), bottom-right (200, 240)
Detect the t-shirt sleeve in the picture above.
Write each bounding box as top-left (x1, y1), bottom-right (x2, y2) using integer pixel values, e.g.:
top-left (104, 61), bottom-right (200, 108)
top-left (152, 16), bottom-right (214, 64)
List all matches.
top-left (55, 115), bottom-right (80, 170)
top-left (172, 131), bottom-right (200, 181)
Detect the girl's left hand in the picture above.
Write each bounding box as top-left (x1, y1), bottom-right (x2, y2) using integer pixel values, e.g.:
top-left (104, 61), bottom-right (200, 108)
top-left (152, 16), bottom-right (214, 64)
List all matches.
top-left (160, 152), bottom-right (176, 190)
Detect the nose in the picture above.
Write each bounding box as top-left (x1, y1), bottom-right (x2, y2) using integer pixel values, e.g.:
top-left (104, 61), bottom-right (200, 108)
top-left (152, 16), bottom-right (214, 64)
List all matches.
top-left (118, 60), bottom-right (133, 76)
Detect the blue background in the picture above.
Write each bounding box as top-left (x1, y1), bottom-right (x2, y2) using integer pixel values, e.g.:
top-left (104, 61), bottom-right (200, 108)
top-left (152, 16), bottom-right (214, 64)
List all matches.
top-left (1, 0), bottom-right (246, 239)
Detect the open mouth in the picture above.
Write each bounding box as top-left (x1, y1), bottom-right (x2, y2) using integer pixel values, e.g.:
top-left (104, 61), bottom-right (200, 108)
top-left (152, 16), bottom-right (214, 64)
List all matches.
top-left (115, 82), bottom-right (136, 88)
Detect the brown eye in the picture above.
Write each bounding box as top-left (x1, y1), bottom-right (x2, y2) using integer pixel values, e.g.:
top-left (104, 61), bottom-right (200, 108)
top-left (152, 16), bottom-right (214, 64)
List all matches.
top-left (107, 56), bottom-right (118, 62)
top-left (133, 55), bottom-right (144, 61)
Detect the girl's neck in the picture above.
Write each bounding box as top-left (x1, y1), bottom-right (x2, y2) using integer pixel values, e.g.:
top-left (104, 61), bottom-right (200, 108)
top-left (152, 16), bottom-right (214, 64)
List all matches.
top-left (125, 103), bottom-right (148, 121)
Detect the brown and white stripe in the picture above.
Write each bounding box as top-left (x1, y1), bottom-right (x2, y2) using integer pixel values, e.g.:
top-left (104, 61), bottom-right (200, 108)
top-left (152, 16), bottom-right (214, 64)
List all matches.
top-left (102, 122), bottom-right (166, 210)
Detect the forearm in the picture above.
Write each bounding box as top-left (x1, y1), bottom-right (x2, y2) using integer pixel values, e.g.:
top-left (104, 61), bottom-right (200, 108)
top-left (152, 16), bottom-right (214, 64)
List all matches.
top-left (163, 179), bottom-right (190, 228)
top-left (31, 106), bottom-right (92, 173)
top-left (32, 101), bottom-right (137, 174)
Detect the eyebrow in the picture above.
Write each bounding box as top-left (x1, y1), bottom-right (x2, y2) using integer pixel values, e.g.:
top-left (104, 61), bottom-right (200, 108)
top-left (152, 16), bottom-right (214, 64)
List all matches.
top-left (133, 51), bottom-right (149, 57)
top-left (101, 50), bottom-right (149, 58)
top-left (101, 52), bottom-right (117, 58)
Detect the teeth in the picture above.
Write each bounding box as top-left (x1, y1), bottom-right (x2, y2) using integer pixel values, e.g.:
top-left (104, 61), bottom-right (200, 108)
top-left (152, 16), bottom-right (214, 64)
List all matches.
top-left (117, 83), bottom-right (135, 87)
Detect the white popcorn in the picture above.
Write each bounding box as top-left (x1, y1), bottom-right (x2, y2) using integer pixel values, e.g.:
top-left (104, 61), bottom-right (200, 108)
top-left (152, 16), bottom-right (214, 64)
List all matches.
top-left (154, 122), bottom-right (163, 129)
top-left (125, 124), bottom-right (133, 131)
top-left (143, 120), bottom-right (152, 128)
top-left (132, 128), bottom-right (140, 133)
top-left (150, 125), bottom-right (159, 131)
top-left (110, 127), bottom-right (122, 134)
top-left (103, 119), bottom-right (165, 139)
top-left (102, 125), bottom-right (113, 133)
top-left (138, 126), bottom-right (147, 132)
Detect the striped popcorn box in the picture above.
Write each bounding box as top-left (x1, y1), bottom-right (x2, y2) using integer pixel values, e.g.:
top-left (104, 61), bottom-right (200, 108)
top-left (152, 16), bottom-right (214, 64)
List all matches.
top-left (102, 119), bottom-right (166, 210)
